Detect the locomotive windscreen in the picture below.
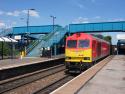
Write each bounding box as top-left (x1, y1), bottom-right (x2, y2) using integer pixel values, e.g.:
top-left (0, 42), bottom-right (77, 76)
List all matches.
top-left (78, 40), bottom-right (90, 48)
top-left (67, 40), bottom-right (77, 48)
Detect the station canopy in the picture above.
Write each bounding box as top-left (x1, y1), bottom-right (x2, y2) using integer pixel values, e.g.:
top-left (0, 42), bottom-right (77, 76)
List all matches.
top-left (0, 37), bottom-right (17, 42)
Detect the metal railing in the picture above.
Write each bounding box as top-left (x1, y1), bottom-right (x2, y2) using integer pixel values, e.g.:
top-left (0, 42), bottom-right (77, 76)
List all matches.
top-left (26, 27), bottom-right (61, 55)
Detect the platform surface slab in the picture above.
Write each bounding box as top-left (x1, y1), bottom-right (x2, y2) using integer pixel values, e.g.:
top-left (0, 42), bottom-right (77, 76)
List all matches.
top-left (77, 55), bottom-right (125, 94)
top-left (0, 54), bottom-right (64, 70)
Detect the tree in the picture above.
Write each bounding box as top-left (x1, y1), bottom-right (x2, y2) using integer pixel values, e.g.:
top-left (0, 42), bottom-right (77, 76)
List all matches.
top-left (103, 36), bottom-right (112, 44)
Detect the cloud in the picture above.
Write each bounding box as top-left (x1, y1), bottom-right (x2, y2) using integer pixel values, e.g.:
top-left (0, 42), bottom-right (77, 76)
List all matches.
top-left (5, 20), bottom-right (17, 28)
top-left (0, 11), bottom-right (4, 15)
top-left (22, 10), bottom-right (40, 17)
top-left (0, 21), bottom-right (5, 28)
top-left (111, 18), bottom-right (125, 22)
top-left (0, 10), bottom-right (40, 18)
top-left (72, 16), bottom-right (125, 24)
top-left (11, 21), bottom-right (17, 25)
top-left (98, 18), bottom-right (125, 22)
top-left (73, 17), bottom-right (89, 23)
top-left (70, 0), bottom-right (86, 9)
top-left (70, 0), bottom-right (96, 9)
top-left (29, 10), bottom-right (40, 17)
top-left (72, 16), bottom-right (102, 23)
top-left (6, 10), bottom-right (21, 17)
top-left (0, 20), bottom-right (17, 29)
top-left (94, 16), bottom-right (101, 19)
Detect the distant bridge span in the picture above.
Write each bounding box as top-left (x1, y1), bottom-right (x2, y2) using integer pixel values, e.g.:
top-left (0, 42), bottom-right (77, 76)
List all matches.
top-left (69, 21), bottom-right (125, 33)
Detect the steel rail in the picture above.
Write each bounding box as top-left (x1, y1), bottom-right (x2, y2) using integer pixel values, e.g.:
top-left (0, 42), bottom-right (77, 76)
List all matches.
top-left (0, 64), bottom-right (65, 93)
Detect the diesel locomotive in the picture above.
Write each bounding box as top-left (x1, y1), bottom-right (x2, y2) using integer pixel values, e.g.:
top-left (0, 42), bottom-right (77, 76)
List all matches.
top-left (65, 33), bottom-right (110, 73)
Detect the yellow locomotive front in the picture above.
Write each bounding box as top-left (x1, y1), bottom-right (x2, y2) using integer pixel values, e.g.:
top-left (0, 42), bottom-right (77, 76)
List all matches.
top-left (65, 33), bottom-right (92, 72)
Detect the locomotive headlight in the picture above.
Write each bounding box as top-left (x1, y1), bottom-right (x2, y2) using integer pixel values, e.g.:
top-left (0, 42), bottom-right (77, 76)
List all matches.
top-left (84, 57), bottom-right (90, 60)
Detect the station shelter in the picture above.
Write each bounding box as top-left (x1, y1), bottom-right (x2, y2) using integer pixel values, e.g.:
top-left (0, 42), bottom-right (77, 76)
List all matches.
top-left (0, 37), bottom-right (17, 59)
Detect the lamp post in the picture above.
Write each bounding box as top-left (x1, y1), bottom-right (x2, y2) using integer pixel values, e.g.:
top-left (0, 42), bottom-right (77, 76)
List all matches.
top-left (26, 9), bottom-right (35, 45)
top-left (23, 9), bottom-right (35, 56)
top-left (27, 9), bottom-right (35, 34)
top-left (50, 15), bottom-right (56, 57)
top-left (50, 16), bottom-right (56, 32)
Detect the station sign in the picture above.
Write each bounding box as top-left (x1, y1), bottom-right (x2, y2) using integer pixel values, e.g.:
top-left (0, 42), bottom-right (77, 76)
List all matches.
top-left (14, 35), bottom-right (21, 40)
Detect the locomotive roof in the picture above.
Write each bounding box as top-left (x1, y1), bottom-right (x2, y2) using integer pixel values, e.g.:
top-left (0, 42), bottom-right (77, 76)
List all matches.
top-left (92, 35), bottom-right (110, 44)
top-left (67, 33), bottom-right (110, 44)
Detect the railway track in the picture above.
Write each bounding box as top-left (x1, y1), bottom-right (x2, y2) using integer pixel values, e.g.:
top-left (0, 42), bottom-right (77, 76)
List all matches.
top-left (0, 56), bottom-right (113, 94)
top-left (33, 57), bottom-right (113, 94)
top-left (0, 64), bottom-right (66, 94)
top-left (0, 58), bottom-right (64, 81)
top-left (34, 75), bottom-right (74, 94)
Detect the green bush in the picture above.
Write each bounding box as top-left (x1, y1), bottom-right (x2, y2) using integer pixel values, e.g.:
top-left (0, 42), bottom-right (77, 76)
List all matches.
top-left (0, 42), bottom-right (11, 56)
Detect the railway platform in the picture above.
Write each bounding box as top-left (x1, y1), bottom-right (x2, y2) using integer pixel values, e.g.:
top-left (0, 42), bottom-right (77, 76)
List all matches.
top-left (51, 55), bottom-right (125, 94)
top-left (0, 54), bottom-right (64, 71)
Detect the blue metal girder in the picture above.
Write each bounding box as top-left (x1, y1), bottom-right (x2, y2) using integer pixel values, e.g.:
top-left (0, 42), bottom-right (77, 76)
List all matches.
top-left (69, 21), bottom-right (125, 33)
top-left (13, 25), bottom-right (61, 34)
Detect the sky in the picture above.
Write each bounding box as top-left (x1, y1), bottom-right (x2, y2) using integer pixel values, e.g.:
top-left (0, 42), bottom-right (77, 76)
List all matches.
top-left (0, 0), bottom-right (125, 44)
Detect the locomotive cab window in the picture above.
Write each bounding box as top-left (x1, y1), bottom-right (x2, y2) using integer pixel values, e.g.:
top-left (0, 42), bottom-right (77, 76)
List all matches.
top-left (78, 40), bottom-right (90, 48)
top-left (67, 40), bottom-right (77, 48)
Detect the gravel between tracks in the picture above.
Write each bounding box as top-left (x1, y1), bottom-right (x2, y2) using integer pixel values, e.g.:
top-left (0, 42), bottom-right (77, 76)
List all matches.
top-left (35, 76), bottom-right (74, 94)
top-left (3, 71), bottom-right (66, 94)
